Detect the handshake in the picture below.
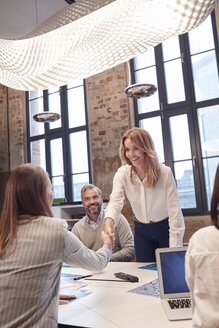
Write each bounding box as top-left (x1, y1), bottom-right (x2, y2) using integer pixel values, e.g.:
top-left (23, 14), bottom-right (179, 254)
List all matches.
top-left (102, 217), bottom-right (115, 250)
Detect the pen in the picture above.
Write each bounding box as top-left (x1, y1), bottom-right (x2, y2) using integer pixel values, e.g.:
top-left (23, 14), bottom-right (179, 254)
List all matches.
top-left (74, 274), bottom-right (93, 280)
top-left (85, 278), bottom-right (128, 282)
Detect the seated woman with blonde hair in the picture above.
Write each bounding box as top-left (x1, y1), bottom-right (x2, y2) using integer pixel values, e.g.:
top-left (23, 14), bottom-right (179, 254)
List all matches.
top-left (0, 163), bottom-right (113, 328)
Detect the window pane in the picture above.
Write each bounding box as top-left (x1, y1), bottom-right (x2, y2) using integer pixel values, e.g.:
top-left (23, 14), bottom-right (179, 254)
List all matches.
top-left (162, 36), bottom-right (181, 61)
top-left (70, 131), bottom-right (88, 174)
top-left (188, 16), bottom-right (214, 55)
top-left (67, 79), bottom-right (83, 88)
top-left (198, 105), bottom-right (219, 158)
top-left (191, 51), bottom-right (219, 102)
top-left (133, 48), bottom-right (155, 70)
top-left (135, 67), bottom-right (159, 113)
top-left (140, 117), bottom-right (164, 163)
top-left (48, 91), bottom-right (61, 129)
top-left (203, 157), bottom-right (219, 210)
top-left (50, 138), bottom-right (64, 176)
top-left (164, 59), bottom-right (185, 103)
top-left (68, 86), bottom-right (86, 128)
top-left (52, 176), bottom-right (65, 199)
top-left (174, 161), bottom-right (196, 209)
top-left (28, 90), bottom-right (43, 100)
top-left (30, 139), bottom-right (46, 170)
top-left (72, 173), bottom-right (89, 202)
top-left (170, 115), bottom-right (191, 161)
top-left (29, 98), bottom-right (44, 137)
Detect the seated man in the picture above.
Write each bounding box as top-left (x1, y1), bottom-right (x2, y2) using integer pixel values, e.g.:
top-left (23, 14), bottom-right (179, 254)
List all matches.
top-left (72, 184), bottom-right (135, 262)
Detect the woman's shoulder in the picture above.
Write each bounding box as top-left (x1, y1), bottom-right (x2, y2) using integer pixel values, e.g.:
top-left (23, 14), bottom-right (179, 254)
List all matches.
top-left (116, 164), bottom-right (131, 176)
top-left (191, 225), bottom-right (216, 239)
top-left (188, 225), bottom-right (219, 252)
top-left (37, 216), bottom-right (67, 228)
top-left (158, 164), bottom-right (172, 179)
top-left (189, 225), bottom-right (217, 246)
top-left (159, 164), bottom-right (171, 173)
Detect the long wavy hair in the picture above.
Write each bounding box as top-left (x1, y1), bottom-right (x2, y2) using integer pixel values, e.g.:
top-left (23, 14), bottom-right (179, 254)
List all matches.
top-left (0, 163), bottom-right (53, 258)
top-left (120, 127), bottom-right (160, 187)
top-left (211, 164), bottom-right (219, 229)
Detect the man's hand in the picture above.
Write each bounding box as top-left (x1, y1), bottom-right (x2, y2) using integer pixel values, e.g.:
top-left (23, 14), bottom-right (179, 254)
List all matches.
top-left (59, 294), bottom-right (76, 305)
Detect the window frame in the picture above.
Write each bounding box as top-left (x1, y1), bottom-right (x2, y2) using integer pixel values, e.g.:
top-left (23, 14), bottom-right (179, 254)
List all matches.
top-left (26, 83), bottom-right (92, 203)
top-left (132, 11), bottom-right (219, 216)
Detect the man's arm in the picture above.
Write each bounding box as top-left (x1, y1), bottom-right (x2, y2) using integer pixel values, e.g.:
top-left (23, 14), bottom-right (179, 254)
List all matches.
top-left (111, 214), bottom-right (135, 262)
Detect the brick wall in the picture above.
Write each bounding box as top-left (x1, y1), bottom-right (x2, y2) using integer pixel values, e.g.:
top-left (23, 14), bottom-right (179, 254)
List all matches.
top-left (86, 63), bottom-right (133, 193)
top-left (86, 63), bottom-right (135, 226)
top-left (0, 85), bottom-right (26, 209)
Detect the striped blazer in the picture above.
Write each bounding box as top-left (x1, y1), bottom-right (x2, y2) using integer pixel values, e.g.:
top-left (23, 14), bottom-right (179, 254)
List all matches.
top-left (0, 216), bottom-right (110, 328)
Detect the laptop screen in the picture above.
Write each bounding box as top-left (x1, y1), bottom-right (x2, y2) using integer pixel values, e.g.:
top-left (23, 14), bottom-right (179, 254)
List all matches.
top-left (156, 247), bottom-right (190, 299)
top-left (160, 250), bottom-right (189, 294)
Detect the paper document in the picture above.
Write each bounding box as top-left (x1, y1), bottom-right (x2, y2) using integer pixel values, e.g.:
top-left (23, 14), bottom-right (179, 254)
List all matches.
top-left (128, 278), bottom-right (160, 298)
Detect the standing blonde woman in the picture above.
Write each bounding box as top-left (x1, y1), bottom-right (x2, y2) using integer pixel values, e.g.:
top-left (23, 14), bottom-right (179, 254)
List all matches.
top-left (105, 127), bottom-right (185, 262)
top-left (0, 163), bottom-right (113, 328)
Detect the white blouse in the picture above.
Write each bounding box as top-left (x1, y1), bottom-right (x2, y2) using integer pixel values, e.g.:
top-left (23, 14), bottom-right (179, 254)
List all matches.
top-left (185, 226), bottom-right (219, 328)
top-left (105, 164), bottom-right (185, 247)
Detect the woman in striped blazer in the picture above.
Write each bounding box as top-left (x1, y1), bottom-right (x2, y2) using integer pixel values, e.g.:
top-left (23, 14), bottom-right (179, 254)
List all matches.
top-left (0, 163), bottom-right (113, 328)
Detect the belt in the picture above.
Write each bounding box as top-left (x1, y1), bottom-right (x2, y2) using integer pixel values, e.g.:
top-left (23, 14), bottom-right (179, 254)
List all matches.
top-left (134, 217), bottom-right (168, 224)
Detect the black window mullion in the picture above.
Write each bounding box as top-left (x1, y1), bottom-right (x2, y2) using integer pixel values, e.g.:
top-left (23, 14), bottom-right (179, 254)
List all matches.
top-left (83, 80), bottom-right (92, 184)
top-left (186, 108), bottom-right (204, 213)
top-left (62, 132), bottom-right (71, 202)
top-left (26, 92), bottom-right (31, 163)
top-left (154, 44), bottom-right (168, 108)
top-left (161, 113), bottom-right (173, 171)
top-left (60, 86), bottom-right (72, 202)
top-left (61, 86), bottom-right (68, 129)
top-left (192, 105), bottom-right (209, 213)
top-left (181, 33), bottom-right (197, 105)
top-left (45, 134), bottom-right (52, 179)
top-left (211, 11), bottom-right (219, 75)
top-left (179, 34), bottom-right (195, 105)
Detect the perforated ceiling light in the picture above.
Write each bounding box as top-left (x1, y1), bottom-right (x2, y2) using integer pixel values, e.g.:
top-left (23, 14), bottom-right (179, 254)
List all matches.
top-left (0, 0), bottom-right (217, 91)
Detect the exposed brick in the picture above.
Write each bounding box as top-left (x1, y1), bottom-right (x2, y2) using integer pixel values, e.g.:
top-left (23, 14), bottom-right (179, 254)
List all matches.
top-left (106, 77), bottom-right (113, 83)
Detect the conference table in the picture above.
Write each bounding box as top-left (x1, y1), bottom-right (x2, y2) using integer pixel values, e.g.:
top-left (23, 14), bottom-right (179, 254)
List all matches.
top-left (58, 261), bottom-right (192, 328)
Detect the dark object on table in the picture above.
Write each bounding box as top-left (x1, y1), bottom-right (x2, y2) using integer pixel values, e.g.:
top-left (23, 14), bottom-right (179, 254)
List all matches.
top-left (114, 272), bottom-right (139, 282)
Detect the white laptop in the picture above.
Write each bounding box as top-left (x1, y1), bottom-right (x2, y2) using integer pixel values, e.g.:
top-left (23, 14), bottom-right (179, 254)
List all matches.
top-left (155, 246), bottom-right (192, 321)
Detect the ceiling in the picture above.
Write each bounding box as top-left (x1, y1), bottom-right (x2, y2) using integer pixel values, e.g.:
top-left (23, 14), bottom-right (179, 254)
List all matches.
top-left (0, 0), bottom-right (70, 39)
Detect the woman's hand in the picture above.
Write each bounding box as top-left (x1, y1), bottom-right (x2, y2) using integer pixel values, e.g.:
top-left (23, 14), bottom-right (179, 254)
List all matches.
top-left (59, 294), bottom-right (76, 305)
top-left (104, 217), bottom-right (115, 240)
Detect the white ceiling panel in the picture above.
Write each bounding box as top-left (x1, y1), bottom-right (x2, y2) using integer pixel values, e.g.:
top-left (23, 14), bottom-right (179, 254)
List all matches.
top-left (0, 0), bottom-right (69, 39)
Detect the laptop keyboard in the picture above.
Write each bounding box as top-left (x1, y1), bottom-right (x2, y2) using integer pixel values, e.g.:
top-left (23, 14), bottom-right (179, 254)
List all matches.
top-left (168, 298), bottom-right (191, 309)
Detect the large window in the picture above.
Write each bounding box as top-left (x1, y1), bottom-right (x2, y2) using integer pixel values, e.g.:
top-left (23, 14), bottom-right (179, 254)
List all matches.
top-left (26, 80), bottom-right (91, 203)
top-left (132, 12), bottom-right (219, 215)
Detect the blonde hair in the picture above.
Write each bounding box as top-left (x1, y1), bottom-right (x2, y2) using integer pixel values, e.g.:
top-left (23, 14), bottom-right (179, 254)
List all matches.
top-left (120, 127), bottom-right (160, 187)
top-left (211, 164), bottom-right (219, 229)
top-left (0, 163), bottom-right (53, 258)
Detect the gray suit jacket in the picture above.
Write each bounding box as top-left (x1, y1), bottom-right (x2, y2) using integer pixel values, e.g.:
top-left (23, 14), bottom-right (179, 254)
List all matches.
top-left (0, 216), bottom-right (110, 328)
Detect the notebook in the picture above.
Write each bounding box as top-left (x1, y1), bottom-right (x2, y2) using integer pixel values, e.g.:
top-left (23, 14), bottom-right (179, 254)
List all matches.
top-left (155, 246), bottom-right (192, 321)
